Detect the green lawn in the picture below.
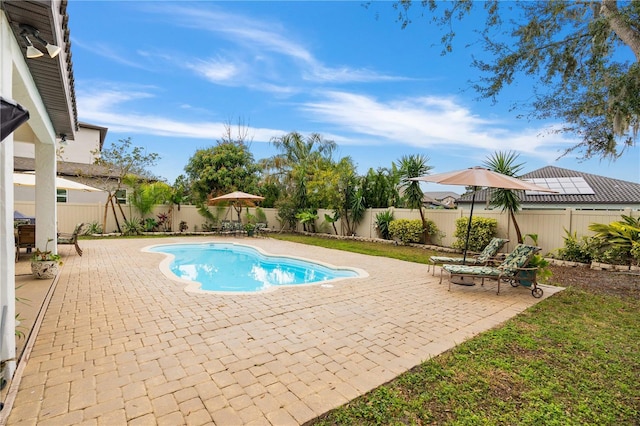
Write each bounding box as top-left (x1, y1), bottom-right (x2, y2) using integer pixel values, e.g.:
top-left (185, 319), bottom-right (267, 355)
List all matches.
top-left (270, 233), bottom-right (640, 425)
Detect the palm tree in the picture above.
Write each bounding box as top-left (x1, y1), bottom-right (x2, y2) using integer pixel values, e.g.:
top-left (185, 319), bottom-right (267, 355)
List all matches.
top-left (483, 151), bottom-right (526, 243)
top-left (268, 132), bottom-right (337, 212)
top-left (396, 154), bottom-right (433, 226)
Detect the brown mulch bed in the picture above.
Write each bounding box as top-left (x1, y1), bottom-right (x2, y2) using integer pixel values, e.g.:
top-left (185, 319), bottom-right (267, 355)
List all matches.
top-left (549, 264), bottom-right (640, 299)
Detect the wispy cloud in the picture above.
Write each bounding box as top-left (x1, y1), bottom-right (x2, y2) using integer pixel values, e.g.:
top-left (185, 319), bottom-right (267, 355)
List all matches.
top-left (148, 4), bottom-right (407, 87)
top-left (76, 83), bottom-right (286, 142)
top-left (301, 91), bottom-right (576, 161)
top-left (76, 79), bottom-right (574, 166)
top-left (185, 57), bottom-right (241, 84)
top-left (71, 38), bottom-right (150, 70)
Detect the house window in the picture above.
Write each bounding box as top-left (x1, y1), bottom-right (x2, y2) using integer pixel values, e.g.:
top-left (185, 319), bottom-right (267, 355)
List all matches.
top-left (115, 189), bottom-right (127, 204)
top-left (57, 189), bottom-right (68, 203)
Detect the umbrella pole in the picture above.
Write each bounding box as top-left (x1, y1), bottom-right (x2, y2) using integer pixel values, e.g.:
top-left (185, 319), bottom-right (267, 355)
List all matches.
top-left (462, 190), bottom-right (476, 265)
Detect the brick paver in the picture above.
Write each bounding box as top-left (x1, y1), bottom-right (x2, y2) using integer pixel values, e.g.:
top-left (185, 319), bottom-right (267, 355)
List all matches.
top-left (4, 237), bottom-right (562, 424)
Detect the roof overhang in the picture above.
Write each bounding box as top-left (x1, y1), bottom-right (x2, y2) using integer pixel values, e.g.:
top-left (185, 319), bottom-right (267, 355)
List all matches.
top-left (1, 0), bottom-right (77, 140)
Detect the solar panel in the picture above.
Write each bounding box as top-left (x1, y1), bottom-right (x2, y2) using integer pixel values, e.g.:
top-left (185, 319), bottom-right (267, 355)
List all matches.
top-left (524, 177), bottom-right (595, 195)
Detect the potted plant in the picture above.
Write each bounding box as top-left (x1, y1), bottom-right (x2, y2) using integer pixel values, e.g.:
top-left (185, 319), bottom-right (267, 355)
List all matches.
top-left (31, 238), bottom-right (62, 279)
top-left (244, 222), bottom-right (256, 237)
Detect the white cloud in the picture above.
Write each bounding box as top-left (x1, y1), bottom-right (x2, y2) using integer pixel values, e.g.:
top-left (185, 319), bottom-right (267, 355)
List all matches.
top-left (301, 91), bottom-right (577, 161)
top-left (185, 58), bottom-right (240, 83)
top-left (149, 4), bottom-right (406, 86)
top-left (71, 38), bottom-right (150, 70)
top-left (76, 84), bottom-right (285, 142)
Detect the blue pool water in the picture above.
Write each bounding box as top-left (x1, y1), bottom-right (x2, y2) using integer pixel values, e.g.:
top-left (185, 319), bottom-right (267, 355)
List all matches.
top-left (148, 243), bottom-right (361, 292)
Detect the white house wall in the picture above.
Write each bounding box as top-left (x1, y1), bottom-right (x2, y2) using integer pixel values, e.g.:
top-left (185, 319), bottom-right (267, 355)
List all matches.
top-left (1, 10), bottom-right (60, 381)
top-left (59, 125), bottom-right (101, 164)
top-left (0, 12), bottom-right (18, 383)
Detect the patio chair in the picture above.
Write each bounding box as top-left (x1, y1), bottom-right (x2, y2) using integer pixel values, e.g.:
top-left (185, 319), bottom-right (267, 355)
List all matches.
top-left (15, 224), bottom-right (36, 262)
top-left (255, 222), bottom-right (268, 236)
top-left (427, 237), bottom-right (509, 275)
top-left (439, 243), bottom-right (543, 297)
top-left (57, 223), bottom-right (85, 256)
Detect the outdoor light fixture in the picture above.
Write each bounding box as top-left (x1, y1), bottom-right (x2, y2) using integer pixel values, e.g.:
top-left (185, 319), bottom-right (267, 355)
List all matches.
top-left (19, 24), bottom-right (61, 59)
top-left (59, 133), bottom-right (68, 146)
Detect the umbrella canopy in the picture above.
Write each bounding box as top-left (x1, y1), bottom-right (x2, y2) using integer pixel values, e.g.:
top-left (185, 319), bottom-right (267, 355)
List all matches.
top-left (411, 167), bottom-right (557, 263)
top-left (13, 172), bottom-right (104, 192)
top-left (1, 97), bottom-right (30, 142)
top-left (208, 191), bottom-right (265, 222)
top-left (411, 166), bottom-right (559, 192)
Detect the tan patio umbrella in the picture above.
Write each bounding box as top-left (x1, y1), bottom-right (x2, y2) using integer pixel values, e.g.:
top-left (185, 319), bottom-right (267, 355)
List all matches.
top-left (411, 166), bottom-right (557, 263)
top-left (208, 191), bottom-right (265, 222)
top-left (13, 172), bottom-right (103, 192)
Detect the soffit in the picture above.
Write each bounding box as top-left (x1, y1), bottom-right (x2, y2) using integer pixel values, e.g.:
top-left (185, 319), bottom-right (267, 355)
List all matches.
top-left (1, 0), bottom-right (77, 139)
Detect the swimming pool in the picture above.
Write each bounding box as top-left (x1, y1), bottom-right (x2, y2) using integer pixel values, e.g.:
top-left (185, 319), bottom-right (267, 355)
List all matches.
top-left (146, 242), bottom-right (365, 293)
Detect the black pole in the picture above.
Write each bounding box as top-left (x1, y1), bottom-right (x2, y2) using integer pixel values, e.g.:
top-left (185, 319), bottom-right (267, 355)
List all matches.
top-left (462, 189), bottom-right (477, 265)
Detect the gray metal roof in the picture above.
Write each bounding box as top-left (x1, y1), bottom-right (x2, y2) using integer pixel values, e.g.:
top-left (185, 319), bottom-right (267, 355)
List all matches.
top-left (458, 165), bottom-right (640, 205)
top-left (1, 0), bottom-right (77, 139)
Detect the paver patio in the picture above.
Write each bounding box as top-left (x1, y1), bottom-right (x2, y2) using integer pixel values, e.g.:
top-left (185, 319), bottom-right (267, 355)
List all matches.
top-left (3, 236), bottom-right (562, 425)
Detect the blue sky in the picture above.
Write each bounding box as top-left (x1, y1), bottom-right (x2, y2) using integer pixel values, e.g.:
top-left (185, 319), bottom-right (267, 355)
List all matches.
top-left (68, 1), bottom-right (639, 194)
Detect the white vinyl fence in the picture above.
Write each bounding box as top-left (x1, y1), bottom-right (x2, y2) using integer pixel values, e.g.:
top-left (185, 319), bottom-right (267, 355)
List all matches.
top-left (14, 201), bottom-right (637, 255)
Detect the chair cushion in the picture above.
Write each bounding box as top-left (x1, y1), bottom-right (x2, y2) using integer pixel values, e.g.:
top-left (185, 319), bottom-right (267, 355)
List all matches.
top-left (430, 256), bottom-right (485, 265)
top-left (442, 264), bottom-right (501, 277)
top-left (498, 244), bottom-right (539, 276)
top-left (476, 238), bottom-right (509, 262)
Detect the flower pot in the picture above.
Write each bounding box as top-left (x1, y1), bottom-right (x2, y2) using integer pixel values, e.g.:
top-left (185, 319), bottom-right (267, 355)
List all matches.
top-left (31, 260), bottom-right (59, 279)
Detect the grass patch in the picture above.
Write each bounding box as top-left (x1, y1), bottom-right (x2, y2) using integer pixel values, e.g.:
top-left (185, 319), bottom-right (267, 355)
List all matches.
top-left (267, 234), bottom-right (640, 425)
top-left (269, 233), bottom-right (441, 264)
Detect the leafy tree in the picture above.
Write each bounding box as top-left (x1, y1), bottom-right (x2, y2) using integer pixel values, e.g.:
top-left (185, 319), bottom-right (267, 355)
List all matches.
top-left (336, 159), bottom-right (367, 236)
top-left (396, 154), bottom-right (433, 226)
top-left (124, 177), bottom-right (172, 218)
top-left (266, 131), bottom-right (337, 221)
top-left (184, 141), bottom-right (259, 203)
top-left (92, 137), bottom-right (160, 233)
top-left (384, 0), bottom-right (639, 159)
top-left (360, 166), bottom-right (402, 208)
top-left (483, 150), bottom-right (525, 243)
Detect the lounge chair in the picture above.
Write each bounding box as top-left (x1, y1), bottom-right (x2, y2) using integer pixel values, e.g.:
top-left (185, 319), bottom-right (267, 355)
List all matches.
top-left (15, 224), bottom-right (36, 261)
top-left (428, 237), bottom-right (509, 275)
top-left (439, 243), bottom-right (543, 297)
top-left (57, 223), bottom-right (85, 256)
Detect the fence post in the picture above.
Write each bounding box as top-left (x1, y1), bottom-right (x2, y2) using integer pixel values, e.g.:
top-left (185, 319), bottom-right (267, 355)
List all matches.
top-left (565, 208), bottom-right (573, 236)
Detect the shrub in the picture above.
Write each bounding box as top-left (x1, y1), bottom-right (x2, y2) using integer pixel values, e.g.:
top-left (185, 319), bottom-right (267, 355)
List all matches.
top-left (592, 244), bottom-right (631, 265)
top-left (83, 221), bottom-right (103, 235)
top-left (296, 210), bottom-right (319, 233)
top-left (122, 218), bottom-right (143, 236)
top-left (275, 197), bottom-right (298, 230)
top-left (452, 217), bottom-right (497, 252)
top-left (631, 241), bottom-right (640, 266)
top-left (374, 210), bottom-right (394, 240)
top-left (254, 207), bottom-right (267, 224)
top-left (423, 218), bottom-right (440, 244)
top-left (143, 217), bottom-right (158, 232)
top-left (389, 219), bottom-right (423, 244)
top-left (554, 229), bottom-right (592, 263)
top-left (588, 215), bottom-right (640, 265)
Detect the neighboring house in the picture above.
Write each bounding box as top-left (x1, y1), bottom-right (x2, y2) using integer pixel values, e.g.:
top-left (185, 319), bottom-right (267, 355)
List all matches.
top-left (423, 191), bottom-right (460, 209)
top-left (457, 166), bottom-right (640, 210)
top-left (1, 0), bottom-right (77, 380)
top-left (14, 122), bottom-right (111, 203)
